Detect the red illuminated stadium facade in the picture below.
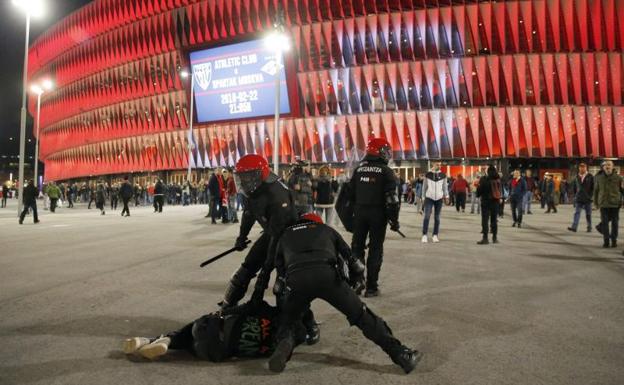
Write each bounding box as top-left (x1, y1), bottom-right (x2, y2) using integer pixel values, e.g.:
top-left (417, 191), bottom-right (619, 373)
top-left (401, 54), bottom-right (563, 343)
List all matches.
top-left (27, 0), bottom-right (623, 181)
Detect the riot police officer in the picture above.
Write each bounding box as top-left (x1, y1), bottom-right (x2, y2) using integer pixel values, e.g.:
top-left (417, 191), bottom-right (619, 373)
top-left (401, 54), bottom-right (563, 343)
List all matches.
top-left (348, 137), bottom-right (400, 297)
top-left (221, 154), bottom-right (319, 343)
top-left (267, 213), bottom-right (420, 374)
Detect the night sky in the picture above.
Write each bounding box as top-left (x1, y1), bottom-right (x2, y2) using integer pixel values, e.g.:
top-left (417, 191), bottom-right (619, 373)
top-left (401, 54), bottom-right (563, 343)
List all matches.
top-left (0, 0), bottom-right (92, 157)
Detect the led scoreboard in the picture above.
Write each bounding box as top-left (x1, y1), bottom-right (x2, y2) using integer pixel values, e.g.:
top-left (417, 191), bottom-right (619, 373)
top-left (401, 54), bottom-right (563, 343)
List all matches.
top-left (189, 38), bottom-right (291, 123)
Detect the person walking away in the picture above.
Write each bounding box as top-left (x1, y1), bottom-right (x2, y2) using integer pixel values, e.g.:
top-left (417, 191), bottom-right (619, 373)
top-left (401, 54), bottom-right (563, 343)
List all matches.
top-left (314, 166), bottom-right (334, 223)
top-left (110, 183), bottom-right (119, 210)
top-left (1, 183), bottom-right (9, 208)
top-left (470, 174), bottom-right (481, 214)
top-left (208, 169), bottom-right (226, 224)
top-left (421, 161), bottom-right (449, 243)
top-left (544, 174), bottom-right (557, 213)
top-left (19, 180), bottom-right (40, 224)
top-left (509, 170), bottom-right (527, 228)
top-left (87, 184), bottom-right (96, 209)
top-left (47, 182), bottom-right (61, 213)
top-left (66, 183), bottom-right (74, 208)
top-left (225, 170), bottom-right (238, 223)
top-left (567, 162), bottom-right (594, 233)
top-left (593, 160), bottom-right (622, 248)
top-left (476, 165), bottom-right (501, 244)
top-left (153, 179), bottom-right (165, 213)
top-left (95, 180), bottom-right (106, 215)
top-left (523, 170), bottom-right (535, 214)
top-left (120, 176), bottom-right (134, 217)
top-left (451, 174), bottom-right (469, 212)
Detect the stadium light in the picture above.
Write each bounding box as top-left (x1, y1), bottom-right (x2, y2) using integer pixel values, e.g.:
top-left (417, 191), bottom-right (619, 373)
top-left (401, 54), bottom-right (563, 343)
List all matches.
top-left (265, 30), bottom-right (289, 175)
top-left (30, 79), bottom-right (54, 188)
top-left (180, 69), bottom-right (195, 182)
top-left (12, 0), bottom-right (45, 18)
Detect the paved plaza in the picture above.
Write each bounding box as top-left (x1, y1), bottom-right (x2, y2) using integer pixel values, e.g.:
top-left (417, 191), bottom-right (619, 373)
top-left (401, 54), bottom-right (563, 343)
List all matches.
top-left (0, 199), bottom-right (623, 385)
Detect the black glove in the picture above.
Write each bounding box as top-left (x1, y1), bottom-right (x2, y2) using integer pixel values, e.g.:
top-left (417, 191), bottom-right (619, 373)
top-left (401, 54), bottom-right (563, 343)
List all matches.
top-left (234, 236), bottom-right (248, 251)
top-left (389, 220), bottom-right (400, 232)
top-left (272, 276), bottom-right (285, 296)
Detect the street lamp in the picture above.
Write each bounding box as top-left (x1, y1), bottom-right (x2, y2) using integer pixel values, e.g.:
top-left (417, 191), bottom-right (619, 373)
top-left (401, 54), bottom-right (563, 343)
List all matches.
top-left (180, 70), bottom-right (195, 183)
top-left (30, 79), bottom-right (53, 189)
top-left (265, 30), bottom-right (290, 175)
top-left (13, 0), bottom-right (45, 216)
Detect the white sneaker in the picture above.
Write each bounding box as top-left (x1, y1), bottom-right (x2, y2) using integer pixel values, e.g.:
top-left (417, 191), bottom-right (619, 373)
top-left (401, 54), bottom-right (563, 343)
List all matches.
top-left (122, 337), bottom-right (151, 354)
top-left (432, 235), bottom-right (440, 243)
top-left (421, 235), bottom-right (428, 243)
top-left (138, 336), bottom-right (170, 360)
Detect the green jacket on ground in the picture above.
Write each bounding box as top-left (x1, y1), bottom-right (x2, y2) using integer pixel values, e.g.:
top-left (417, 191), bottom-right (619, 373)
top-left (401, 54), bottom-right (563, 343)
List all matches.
top-left (46, 184), bottom-right (61, 199)
top-left (593, 172), bottom-right (622, 208)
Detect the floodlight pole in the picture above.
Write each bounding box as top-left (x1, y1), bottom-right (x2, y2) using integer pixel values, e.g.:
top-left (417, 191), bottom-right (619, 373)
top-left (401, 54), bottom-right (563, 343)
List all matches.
top-left (17, 12), bottom-right (31, 216)
top-left (33, 91), bottom-right (42, 188)
top-left (273, 49), bottom-right (281, 176)
top-left (187, 73), bottom-right (195, 183)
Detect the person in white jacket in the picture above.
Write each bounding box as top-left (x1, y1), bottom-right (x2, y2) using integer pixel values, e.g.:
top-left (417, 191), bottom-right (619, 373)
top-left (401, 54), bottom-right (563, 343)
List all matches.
top-left (421, 162), bottom-right (449, 243)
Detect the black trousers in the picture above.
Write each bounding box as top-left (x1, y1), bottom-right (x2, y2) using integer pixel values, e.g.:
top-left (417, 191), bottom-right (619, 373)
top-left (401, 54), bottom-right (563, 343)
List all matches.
top-left (19, 202), bottom-right (39, 222)
top-left (481, 202), bottom-right (499, 239)
top-left (121, 198), bottom-right (131, 216)
top-left (50, 198), bottom-right (58, 212)
top-left (455, 192), bottom-right (466, 211)
top-left (600, 207), bottom-right (619, 244)
top-left (111, 197), bottom-right (118, 210)
top-left (154, 196), bottom-right (164, 212)
top-left (351, 206), bottom-right (387, 291)
top-left (88, 197), bottom-right (94, 209)
top-left (510, 196), bottom-right (523, 224)
top-left (276, 267), bottom-right (403, 358)
top-left (1, 196), bottom-right (7, 207)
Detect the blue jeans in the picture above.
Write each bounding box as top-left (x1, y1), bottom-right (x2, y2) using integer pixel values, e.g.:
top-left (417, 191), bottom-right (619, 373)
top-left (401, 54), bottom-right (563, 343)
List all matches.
top-left (571, 201), bottom-right (592, 230)
top-left (423, 198), bottom-right (443, 235)
top-left (523, 191), bottom-right (532, 213)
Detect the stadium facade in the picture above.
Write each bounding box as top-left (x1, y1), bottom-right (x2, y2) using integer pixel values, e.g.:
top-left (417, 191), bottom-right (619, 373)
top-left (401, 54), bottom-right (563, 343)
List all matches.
top-left (27, 0), bottom-right (623, 181)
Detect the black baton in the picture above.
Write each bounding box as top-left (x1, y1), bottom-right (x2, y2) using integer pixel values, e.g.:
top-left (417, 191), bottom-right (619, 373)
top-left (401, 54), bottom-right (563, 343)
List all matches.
top-left (392, 228), bottom-right (406, 238)
top-left (200, 240), bottom-right (251, 267)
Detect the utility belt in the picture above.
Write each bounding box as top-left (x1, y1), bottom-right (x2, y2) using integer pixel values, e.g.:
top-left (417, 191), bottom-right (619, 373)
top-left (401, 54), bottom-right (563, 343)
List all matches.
top-left (286, 258), bottom-right (336, 275)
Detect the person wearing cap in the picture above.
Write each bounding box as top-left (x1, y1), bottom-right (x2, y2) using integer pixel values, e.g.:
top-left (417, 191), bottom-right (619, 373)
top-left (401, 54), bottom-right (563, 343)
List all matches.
top-left (593, 160), bottom-right (622, 248)
top-left (567, 162), bottom-right (594, 233)
top-left (266, 212), bottom-right (421, 374)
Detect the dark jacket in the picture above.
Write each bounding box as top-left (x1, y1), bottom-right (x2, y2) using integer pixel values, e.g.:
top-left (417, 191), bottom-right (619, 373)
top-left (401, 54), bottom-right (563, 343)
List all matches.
top-left (154, 181), bottom-right (164, 195)
top-left (509, 177), bottom-right (527, 200)
top-left (119, 181), bottom-right (134, 199)
top-left (96, 184), bottom-right (106, 202)
top-left (22, 183), bottom-right (38, 204)
top-left (314, 175), bottom-right (334, 205)
top-left (573, 173), bottom-right (594, 204)
top-left (208, 173), bottom-right (223, 199)
top-left (476, 166), bottom-right (501, 204)
top-left (348, 155), bottom-right (397, 207)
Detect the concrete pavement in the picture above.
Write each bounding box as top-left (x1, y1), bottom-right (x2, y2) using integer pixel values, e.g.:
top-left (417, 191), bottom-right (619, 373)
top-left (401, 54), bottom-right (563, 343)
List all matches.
top-left (0, 199), bottom-right (623, 385)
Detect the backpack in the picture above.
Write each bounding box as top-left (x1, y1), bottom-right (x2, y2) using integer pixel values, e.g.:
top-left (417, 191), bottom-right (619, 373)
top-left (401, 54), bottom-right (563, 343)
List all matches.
top-left (490, 179), bottom-right (502, 200)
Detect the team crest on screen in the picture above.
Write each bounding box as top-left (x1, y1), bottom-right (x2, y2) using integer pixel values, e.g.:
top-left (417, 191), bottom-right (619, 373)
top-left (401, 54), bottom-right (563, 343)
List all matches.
top-left (194, 62), bottom-right (213, 90)
top-left (261, 59), bottom-right (280, 76)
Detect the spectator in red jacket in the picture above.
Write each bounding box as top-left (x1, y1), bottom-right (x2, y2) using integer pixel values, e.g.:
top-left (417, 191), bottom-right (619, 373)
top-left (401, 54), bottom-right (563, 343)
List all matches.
top-left (225, 169), bottom-right (238, 223)
top-left (451, 174), bottom-right (469, 213)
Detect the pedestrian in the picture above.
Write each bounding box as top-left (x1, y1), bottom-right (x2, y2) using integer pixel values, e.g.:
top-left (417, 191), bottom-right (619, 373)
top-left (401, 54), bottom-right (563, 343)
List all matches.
top-left (95, 180), bottom-right (106, 215)
top-left (567, 162), bottom-right (594, 233)
top-left (119, 176), bottom-right (133, 217)
top-left (414, 174), bottom-right (424, 214)
top-left (18, 179), bottom-right (40, 224)
top-left (225, 170), bottom-right (238, 223)
top-left (47, 182), bottom-right (61, 213)
top-left (469, 174), bottom-right (481, 214)
top-left (421, 161), bottom-right (449, 243)
top-left (593, 160), bottom-right (622, 248)
top-left (208, 169), bottom-right (226, 224)
top-left (1, 183), bottom-right (9, 208)
top-left (523, 170), bottom-right (536, 214)
top-left (476, 165), bottom-right (502, 244)
top-left (110, 183), bottom-right (119, 210)
top-left (153, 179), bottom-right (165, 213)
top-left (313, 165), bottom-right (334, 224)
top-left (66, 183), bottom-right (74, 208)
top-left (451, 174), bottom-right (469, 213)
top-left (221, 154), bottom-right (319, 344)
top-left (509, 169), bottom-right (527, 228)
top-left (543, 173), bottom-right (557, 213)
top-left (87, 184), bottom-right (96, 209)
top-left (265, 213), bottom-right (420, 374)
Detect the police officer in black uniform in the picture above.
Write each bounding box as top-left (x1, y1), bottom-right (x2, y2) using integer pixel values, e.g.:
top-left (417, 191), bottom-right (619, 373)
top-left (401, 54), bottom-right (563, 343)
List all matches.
top-left (221, 154), bottom-right (319, 344)
top-left (267, 212), bottom-right (420, 374)
top-left (348, 137), bottom-right (400, 297)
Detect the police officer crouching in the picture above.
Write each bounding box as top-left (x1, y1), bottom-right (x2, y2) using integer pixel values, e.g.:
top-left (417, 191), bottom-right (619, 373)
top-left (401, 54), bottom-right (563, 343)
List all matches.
top-left (221, 154), bottom-right (319, 344)
top-left (267, 212), bottom-right (421, 373)
top-left (348, 137), bottom-right (400, 297)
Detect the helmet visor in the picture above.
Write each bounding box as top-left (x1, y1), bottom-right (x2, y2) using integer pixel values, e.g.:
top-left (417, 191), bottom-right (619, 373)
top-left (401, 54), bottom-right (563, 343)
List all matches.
top-left (234, 169), bottom-right (263, 197)
top-left (379, 144), bottom-right (393, 161)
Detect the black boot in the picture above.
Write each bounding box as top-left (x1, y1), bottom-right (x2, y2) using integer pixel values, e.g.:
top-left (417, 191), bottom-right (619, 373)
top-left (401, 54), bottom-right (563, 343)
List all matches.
top-left (477, 237), bottom-right (489, 245)
top-left (268, 334), bottom-right (294, 373)
top-left (364, 288), bottom-right (380, 297)
top-left (390, 347), bottom-right (423, 374)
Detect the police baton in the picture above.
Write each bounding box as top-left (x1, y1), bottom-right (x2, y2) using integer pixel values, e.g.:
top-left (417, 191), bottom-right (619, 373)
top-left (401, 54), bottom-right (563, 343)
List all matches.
top-left (200, 240), bottom-right (251, 268)
top-left (392, 228), bottom-right (406, 238)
